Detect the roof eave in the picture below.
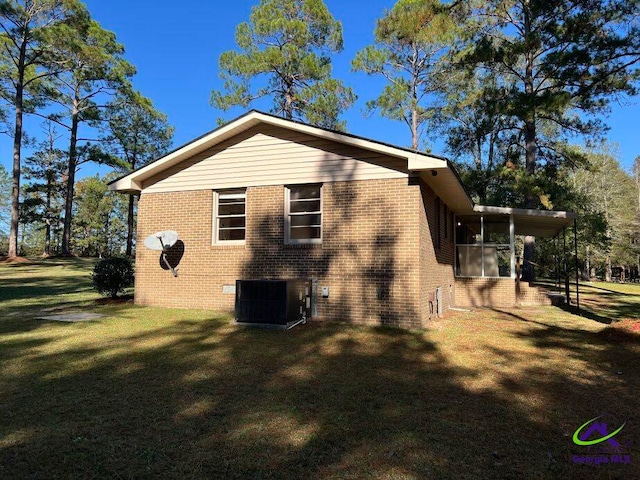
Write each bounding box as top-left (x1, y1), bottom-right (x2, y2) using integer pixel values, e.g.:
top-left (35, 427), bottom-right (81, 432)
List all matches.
top-left (109, 110), bottom-right (452, 194)
top-left (473, 205), bottom-right (578, 219)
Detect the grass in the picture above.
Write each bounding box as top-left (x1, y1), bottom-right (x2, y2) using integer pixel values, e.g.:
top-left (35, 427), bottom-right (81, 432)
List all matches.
top-left (1, 259), bottom-right (639, 479)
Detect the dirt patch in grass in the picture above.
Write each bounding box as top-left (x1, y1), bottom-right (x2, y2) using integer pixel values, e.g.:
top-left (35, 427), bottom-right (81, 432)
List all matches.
top-left (94, 294), bottom-right (135, 305)
top-left (600, 319), bottom-right (640, 342)
top-left (0, 255), bottom-right (30, 264)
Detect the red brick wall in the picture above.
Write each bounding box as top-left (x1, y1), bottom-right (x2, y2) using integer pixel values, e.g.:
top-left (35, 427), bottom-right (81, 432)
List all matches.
top-left (454, 278), bottom-right (552, 307)
top-left (419, 180), bottom-right (456, 321)
top-left (135, 178), bottom-right (432, 328)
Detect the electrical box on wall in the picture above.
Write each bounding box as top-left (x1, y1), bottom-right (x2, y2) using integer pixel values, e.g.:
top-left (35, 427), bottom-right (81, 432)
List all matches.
top-left (321, 286), bottom-right (329, 298)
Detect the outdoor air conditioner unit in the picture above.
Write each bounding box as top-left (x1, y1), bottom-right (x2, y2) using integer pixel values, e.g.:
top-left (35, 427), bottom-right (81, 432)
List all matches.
top-left (235, 279), bottom-right (311, 329)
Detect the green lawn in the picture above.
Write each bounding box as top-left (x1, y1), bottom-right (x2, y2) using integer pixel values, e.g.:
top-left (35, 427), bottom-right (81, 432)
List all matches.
top-left (1, 259), bottom-right (638, 479)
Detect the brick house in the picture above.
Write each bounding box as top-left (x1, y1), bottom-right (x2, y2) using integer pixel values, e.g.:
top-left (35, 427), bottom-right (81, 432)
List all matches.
top-left (109, 111), bottom-right (576, 328)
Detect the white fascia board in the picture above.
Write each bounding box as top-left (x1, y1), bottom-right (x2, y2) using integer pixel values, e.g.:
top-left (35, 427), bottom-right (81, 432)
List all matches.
top-left (407, 153), bottom-right (448, 171)
top-left (474, 205), bottom-right (578, 219)
top-left (108, 177), bottom-right (141, 192)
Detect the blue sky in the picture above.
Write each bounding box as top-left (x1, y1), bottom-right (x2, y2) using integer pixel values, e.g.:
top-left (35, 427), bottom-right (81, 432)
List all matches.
top-left (1, 0), bottom-right (638, 180)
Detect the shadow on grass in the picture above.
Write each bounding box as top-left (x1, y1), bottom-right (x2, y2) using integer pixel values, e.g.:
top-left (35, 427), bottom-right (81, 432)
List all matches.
top-left (557, 303), bottom-right (613, 324)
top-left (566, 295), bottom-right (640, 324)
top-left (0, 313), bottom-right (637, 479)
top-left (1, 261), bottom-right (638, 478)
top-left (0, 257), bottom-right (97, 270)
top-left (0, 278), bottom-right (94, 301)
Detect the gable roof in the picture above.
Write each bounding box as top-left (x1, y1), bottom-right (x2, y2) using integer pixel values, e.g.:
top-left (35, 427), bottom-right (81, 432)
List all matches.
top-left (107, 110), bottom-right (474, 210)
top-left (107, 110), bottom-right (577, 233)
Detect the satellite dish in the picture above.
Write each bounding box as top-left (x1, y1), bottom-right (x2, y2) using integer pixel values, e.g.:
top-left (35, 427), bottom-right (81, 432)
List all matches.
top-left (144, 230), bottom-right (178, 251)
top-left (144, 230), bottom-right (180, 277)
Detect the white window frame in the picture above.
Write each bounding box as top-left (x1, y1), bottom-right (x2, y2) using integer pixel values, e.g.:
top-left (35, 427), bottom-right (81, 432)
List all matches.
top-left (212, 189), bottom-right (246, 245)
top-left (285, 184), bottom-right (323, 244)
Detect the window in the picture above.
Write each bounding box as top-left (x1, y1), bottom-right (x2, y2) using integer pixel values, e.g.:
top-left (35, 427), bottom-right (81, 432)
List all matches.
top-left (455, 215), bottom-right (513, 278)
top-left (286, 184), bottom-right (322, 244)
top-left (214, 189), bottom-right (246, 244)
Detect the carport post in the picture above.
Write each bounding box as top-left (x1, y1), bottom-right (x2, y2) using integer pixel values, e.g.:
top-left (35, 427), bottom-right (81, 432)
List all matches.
top-left (574, 219), bottom-right (580, 312)
top-left (553, 232), bottom-right (562, 293)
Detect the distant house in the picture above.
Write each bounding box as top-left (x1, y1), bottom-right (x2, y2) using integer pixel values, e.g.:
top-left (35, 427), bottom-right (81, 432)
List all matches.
top-left (109, 111), bottom-right (576, 328)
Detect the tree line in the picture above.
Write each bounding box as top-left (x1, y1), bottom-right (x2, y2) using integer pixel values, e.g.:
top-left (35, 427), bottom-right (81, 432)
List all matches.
top-left (210, 0), bottom-right (640, 281)
top-left (0, 0), bottom-right (173, 258)
top-left (2, 0), bottom-right (640, 281)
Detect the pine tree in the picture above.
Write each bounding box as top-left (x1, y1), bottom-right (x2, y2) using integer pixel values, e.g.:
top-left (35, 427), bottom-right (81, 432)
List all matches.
top-left (22, 123), bottom-right (66, 255)
top-left (0, 0), bottom-right (85, 258)
top-left (211, 0), bottom-right (355, 130)
top-left (352, 0), bottom-right (457, 150)
top-left (459, 0), bottom-right (640, 279)
top-left (46, 9), bottom-right (134, 255)
top-left (104, 90), bottom-right (173, 256)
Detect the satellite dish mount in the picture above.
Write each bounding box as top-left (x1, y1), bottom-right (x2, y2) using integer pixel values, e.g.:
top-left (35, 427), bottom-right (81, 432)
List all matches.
top-left (143, 230), bottom-right (180, 277)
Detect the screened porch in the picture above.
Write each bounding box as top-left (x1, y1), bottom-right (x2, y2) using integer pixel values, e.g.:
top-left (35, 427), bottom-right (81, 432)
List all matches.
top-left (454, 205), bottom-right (578, 280)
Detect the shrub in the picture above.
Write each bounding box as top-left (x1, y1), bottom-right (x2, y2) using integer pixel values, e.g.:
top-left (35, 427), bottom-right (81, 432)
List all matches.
top-left (91, 257), bottom-right (134, 298)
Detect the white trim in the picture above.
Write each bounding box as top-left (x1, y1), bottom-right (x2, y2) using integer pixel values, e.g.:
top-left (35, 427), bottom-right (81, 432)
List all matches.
top-left (474, 205), bottom-right (577, 219)
top-left (284, 184), bottom-right (323, 245)
top-left (212, 189), bottom-right (246, 246)
top-left (109, 111), bottom-right (448, 193)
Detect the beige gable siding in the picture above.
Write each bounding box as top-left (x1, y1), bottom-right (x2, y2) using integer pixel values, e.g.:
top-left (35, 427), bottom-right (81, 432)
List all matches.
top-left (142, 125), bottom-right (408, 193)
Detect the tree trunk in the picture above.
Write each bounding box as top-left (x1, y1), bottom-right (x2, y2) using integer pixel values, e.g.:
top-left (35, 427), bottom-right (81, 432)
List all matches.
top-left (523, 236), bottom-right (535, 282)
top-left (522, 117), bottom-right (537, 282)
top-left (44, 179), bottom-right (51, 256)
top-left (410, 44), bottom-right (419, 151)
top-left (8, 37), bottom-right (27, 259)
top-left (62, 105), bottom-right (79, 256)
top-left (126, 194), bottom-right (135, 256)
top-left (411, 108), bottom-right (418, 151)
top-left (284, 79), bottom-right (294, 119)
top-left (521, 2), bottom-right (536, 282)
top-left (605, 255), bottom-right (612, 282)
top-left (585, 245), bottom-right (590, 281)
top-left (9, 95), bottom-right (23, 258)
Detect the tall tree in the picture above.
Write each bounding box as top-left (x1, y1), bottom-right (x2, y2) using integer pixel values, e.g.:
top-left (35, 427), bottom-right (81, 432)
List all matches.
top-left (47, 10), bottom-right (134, 256)
top-left (22, 122), bottom-right (65, 255)
top-left (105, 90), bottom-right (173, 256)
top-left (0, 163), bottom-right (10, 238)
top-left (634, 156), bottom-right (640, 212)
top-left (633, 155), bottom-right (640, 277)
top-left (72, 174), bottom-right (126, 257)
top-left (435, 70), bottom-right (520, 204)
top-left (352, 0), bottom-right (457, 150)
top-left (211, 0), bottom-right (355, 130)
top-left (0, 0), bottom-right (84, 258)
top-left (571, 145), bottom-right (636, 281)
top-left (461, 0), bottom-right (640, 279)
